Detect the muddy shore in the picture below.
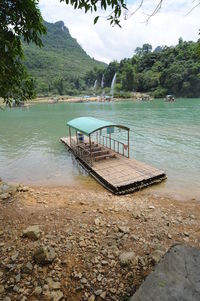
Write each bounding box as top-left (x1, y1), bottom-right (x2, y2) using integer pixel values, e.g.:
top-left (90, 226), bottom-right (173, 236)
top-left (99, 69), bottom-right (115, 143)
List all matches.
top-left (0, 181), bottom-right (200, 301)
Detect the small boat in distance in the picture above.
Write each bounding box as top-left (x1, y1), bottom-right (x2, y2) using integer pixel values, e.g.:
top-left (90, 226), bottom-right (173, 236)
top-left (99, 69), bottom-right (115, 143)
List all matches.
top-left (165, 95), bottom-right (175, 102)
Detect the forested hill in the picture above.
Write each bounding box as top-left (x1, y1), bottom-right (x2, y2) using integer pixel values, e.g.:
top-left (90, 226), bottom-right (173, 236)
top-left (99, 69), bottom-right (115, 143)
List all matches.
top-left (23, 20), bottom-right (106, 95)
top-left (85, 39), bottom-right (200, 98)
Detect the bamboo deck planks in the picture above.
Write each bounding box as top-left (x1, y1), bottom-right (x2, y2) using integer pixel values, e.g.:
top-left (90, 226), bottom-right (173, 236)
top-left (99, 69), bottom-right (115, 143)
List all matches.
top-left (60, 137), bottom-right (166, 194)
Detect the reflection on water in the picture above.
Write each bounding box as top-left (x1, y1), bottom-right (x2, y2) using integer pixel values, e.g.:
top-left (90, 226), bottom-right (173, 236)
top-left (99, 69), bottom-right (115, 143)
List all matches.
top-left (0, 99), bottom-right (200, 199)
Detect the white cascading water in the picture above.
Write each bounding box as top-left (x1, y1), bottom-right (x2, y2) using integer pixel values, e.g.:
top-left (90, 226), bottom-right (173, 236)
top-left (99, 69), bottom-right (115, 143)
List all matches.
top-left (110, 73), bottom-right (117, 97)
top-left (93, 79), bottom-right (97, 89)
top-left (101, 74), bottom-right (104, 88)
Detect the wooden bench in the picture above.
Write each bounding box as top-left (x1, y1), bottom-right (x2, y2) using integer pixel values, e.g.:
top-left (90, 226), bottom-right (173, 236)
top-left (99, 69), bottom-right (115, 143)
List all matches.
top-left (94, 153), bottom-right (116, 161)
top-left (91, 150), bottom-right (110, 157)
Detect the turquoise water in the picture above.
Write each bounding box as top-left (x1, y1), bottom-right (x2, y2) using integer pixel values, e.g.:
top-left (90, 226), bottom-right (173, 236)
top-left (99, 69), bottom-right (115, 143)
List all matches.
top-left (0, 99), bottom-right (200, 199)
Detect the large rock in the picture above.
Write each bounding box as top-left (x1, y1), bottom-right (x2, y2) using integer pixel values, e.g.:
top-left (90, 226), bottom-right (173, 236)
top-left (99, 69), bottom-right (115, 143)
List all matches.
top-left (33, 245), bottom-right (56, 265)
top-left (130, 244), bottom-right (200, 301)
top-left (23, 225), bottom-right (41, 240)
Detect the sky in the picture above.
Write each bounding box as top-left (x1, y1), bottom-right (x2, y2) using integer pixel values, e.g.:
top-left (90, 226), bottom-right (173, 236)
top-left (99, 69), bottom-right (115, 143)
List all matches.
top-left (39, 0), bottom-right (200, 63)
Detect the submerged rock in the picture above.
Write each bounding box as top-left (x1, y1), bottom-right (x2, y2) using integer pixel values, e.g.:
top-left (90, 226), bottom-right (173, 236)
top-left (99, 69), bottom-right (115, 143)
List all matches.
top-left (18, 185), bottom-right (29, 192)
top-left (0, 192), bottom-right (10, 200)
top-left (0, 182), bottom-right (19, 201)
top-left (0, 182), bottom-right (18, 195)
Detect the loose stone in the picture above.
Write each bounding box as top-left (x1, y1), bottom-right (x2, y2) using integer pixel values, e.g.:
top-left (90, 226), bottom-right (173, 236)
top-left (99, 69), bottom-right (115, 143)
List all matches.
top-left (33, 286), bottom-right (42, 296)
top-left (94, 289), bottom-right (103, 296)
top-left (0, 285), bottom-right (5, 293)
top-left (3, 297), bottom-right (11, 301)
top-left (119, 252), bottom-right (136, 266)
top-left (47, 278), bottom-right (61, 290)
top-left (150, 250), bottom-right (164, 264)
top-left (23, 225), bottom-right (41, 240)
top-left (94, 218), bottom-right (100, 226)
top-left (80, 278), bottom-right (87, 284)
top-left (100, 291), bottom-right (107, 299)
top-left (50, 290), bottom-right (64, 301)
top-left (148, 205), bottom-right (155, 209)
top-left (21, 261), bottom-right (33, 274)
top-left (0, 193), bottom-right (10, 200)
top-left (33, 245), bottom-right (56, 265)
top-left (89, 295), bottom-right (95, 301)
top-left (118, 225), bottom-right (130, 233)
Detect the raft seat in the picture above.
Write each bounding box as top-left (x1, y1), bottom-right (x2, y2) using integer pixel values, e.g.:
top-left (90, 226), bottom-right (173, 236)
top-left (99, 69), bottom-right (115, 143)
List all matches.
top-left (94, 153), bottom-right (116, 161)
top-left (92, 150), bottom-right (110, 157)
top-left (84, 143), bottom-right (99, 148)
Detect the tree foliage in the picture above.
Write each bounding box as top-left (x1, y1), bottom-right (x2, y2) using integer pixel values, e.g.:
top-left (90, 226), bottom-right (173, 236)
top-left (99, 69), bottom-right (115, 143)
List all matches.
top-left (0, 0), bottom-right (46, 105)
top-left (60, 0), bottom-right (127, 26)
top-left (85, 39), bottom-right (200, 97)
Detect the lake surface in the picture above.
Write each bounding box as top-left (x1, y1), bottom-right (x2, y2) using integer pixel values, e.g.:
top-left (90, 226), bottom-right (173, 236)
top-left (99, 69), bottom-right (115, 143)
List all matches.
top-left (0, 99), bottom-right (200, 199)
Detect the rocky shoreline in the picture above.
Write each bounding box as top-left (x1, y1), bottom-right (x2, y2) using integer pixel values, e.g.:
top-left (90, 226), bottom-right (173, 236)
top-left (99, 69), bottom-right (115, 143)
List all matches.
top-left (0, 180), bottom-right (200, 301)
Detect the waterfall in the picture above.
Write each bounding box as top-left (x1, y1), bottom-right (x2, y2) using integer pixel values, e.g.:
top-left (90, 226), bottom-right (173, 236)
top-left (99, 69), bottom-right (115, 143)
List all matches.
top-left (101, 74), bottom-right (104, 88)
top-left (93, 79), bottom-right (97, 89)
top-left (110, 73), bottom-right (117, 97)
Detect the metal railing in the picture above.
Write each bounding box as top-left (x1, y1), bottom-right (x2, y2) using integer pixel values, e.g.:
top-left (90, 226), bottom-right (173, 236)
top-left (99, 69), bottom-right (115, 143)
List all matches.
top-left (96, 134), bottom-right (129, 157)
top-left (70, 138), bottom-right (92, 166)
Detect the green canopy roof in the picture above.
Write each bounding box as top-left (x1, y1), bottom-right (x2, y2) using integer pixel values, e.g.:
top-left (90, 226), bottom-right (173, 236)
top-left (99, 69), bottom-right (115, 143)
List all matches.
top-left (67, 117), bottom-right (129, 135)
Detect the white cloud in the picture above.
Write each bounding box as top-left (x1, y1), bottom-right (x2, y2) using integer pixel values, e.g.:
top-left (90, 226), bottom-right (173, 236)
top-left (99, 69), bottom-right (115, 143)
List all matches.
top-left (39, 0), bottom-right (200, 63)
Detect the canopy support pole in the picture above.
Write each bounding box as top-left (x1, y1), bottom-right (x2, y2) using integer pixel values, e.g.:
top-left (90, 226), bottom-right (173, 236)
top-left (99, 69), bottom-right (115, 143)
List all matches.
top-left (128, 129), bottom-right (130, 158)
top-left (69, 126), bottom-right (72, 146)
top-left (89, 134), bottom-right (92, 166)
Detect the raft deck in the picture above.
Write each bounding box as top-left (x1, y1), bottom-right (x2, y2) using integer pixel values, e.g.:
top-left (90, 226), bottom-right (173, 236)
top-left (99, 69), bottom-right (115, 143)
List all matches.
top-left (60, 137), bottom-right (166, 195)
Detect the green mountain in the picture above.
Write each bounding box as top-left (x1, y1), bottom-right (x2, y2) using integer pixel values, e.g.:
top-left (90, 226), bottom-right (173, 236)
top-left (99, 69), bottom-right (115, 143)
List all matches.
top-left (23, 20), bottom-right (106, 95)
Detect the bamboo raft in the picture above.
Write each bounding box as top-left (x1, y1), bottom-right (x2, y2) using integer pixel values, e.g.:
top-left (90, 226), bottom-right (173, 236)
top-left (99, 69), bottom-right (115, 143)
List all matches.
top-left (60, 117), bottom-right (166, 194)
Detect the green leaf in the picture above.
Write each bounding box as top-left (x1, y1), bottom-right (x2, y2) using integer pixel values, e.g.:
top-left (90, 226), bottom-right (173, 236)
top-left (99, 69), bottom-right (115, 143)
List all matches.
top-left (94, 16), bottom-right (99, 24)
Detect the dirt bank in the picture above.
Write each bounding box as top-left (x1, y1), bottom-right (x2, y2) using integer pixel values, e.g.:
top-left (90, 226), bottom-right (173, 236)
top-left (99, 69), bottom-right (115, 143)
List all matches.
top-left (0, 184), bottom-right (200, 301)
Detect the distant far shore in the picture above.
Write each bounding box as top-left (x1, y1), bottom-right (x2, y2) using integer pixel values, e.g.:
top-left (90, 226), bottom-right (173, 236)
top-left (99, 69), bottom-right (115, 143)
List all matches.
top-left (31, 92), bottom-right (153, 104)
top-left (0, 95), bottom-right (134, 107)
top-left (1, 95), bottom-right (199, 108)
